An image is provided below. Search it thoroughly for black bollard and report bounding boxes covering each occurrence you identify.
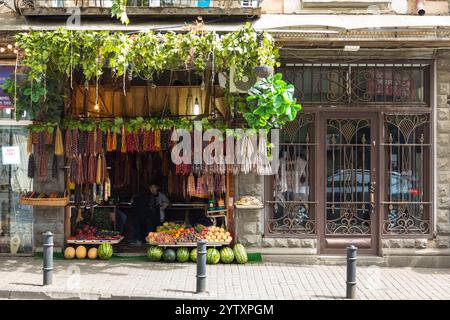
[43,231,54,286]
[196,240,207,293]
[346,245,357,299]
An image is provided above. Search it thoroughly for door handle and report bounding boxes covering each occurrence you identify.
[369,181,376,213]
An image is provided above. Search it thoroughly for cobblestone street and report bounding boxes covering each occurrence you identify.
[0,258,449,300]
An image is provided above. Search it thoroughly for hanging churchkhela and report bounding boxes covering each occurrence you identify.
[71,129,79,158]
[54,126,64,156]
[96,154,106,184]
[75,154,83,185]
[27,128,35,179]
[162,152,169,176]
[27,153,35,179]
[87,154,97,184]
[96,128,103,155]
[120,125,127,153]
[142,129,150,152]
[37,131,47,178]
[104,176,111,201]
[154,129,161,151]
[187,173,195,197]
[148,130,155,151]
[52,155,58,179]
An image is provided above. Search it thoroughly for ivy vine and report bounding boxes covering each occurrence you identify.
[15,23,278,85]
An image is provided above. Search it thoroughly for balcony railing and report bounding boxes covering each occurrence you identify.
[15,0,262,17]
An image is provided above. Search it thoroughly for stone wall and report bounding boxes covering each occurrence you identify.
[435,49,450,250]
[235,173,263,252]
[32,153,65,251]
[235,173,318,254]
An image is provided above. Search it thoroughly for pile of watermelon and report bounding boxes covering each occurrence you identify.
[146,244,248,264]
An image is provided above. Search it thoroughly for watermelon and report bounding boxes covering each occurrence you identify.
[190,248,197,262]
[206,248,220,264]
[233,244,248,264]
[147,246,164,261]
[176,247,190,262]
[220,247,235,264]
[163,248,176,262]
[98,243,113,260]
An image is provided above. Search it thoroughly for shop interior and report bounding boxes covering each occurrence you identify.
[63,70,233,253]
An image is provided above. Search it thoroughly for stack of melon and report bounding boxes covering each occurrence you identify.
[64,243,113,260]
[145,244,248,264]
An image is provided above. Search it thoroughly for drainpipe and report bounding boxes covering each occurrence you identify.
[417,0,426,15]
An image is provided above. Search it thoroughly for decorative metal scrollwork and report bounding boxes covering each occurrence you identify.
[268,202,315,235]
[279,64,428,106]
[383,204,430,234]
[384,114,429,143]
[326,205,371,235]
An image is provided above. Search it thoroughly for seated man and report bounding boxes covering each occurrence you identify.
[149,183,171,229]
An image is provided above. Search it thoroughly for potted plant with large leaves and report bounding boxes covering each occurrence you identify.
[244,73,302,130]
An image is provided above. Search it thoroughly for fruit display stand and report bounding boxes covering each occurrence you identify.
[64,205,120,246]
[67,236,124,245]
[147,224,232,248]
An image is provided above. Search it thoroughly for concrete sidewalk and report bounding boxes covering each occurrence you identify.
[0,257,449,300]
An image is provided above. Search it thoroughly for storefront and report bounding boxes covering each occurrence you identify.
[0,65,34,255]
[2,19,450,266]
[0,25,286,264]
[267,62,433,255]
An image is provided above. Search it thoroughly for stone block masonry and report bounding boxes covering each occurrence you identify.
[436,50,450,249]
[32,153,66,251]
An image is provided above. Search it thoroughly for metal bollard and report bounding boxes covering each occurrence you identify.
[43,231,54,286]
[346,245,357,299]
[196,240,207,293]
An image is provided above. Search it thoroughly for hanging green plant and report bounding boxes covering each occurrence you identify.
[15,24,278,89]
[29,122,58,134]
[219,24,277,82]
[111,0,129,25]
[79,120,97,132]
[244,73,302,130]
[1,71,65,122]
[78,31,109,83]
[101,32,135,78]
[110,117,124,134]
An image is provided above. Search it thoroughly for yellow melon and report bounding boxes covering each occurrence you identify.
[87,248,98,260]
[64,247,76,259]
[75,245,87,259]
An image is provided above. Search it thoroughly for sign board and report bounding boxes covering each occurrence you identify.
[0,65,15,109]
[2,146,21,165]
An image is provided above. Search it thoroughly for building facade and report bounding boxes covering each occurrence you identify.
[0,0,449,266]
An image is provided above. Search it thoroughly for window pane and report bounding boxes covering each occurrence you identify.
[279,64,429,106]
[383,114,431,235]
[0,125,33,254]
[266,113,316,235]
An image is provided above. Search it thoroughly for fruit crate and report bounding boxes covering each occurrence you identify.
[20,192,69,207]
[67,236,124,245]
